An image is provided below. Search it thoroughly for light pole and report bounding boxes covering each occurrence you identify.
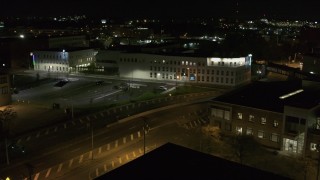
[176,75,179,92]
[142,117,149,155]
[91,119,94,160]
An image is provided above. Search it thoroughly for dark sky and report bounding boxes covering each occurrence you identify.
[1,0,320,20]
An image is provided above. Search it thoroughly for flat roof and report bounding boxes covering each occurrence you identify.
[213,80,320,112]
[213,81,299,112]
[95,143,291,180]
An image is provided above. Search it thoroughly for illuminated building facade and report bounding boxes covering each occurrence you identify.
[0,74,11,106]
[96,50,252,86]
[210,81,320,158]
[32,48,98,74]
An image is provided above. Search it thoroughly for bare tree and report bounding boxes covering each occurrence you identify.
[0,106,17,165]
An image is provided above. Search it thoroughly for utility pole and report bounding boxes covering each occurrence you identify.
[5,137,9,165]
[142,117,148,155]
[91,119,94,160]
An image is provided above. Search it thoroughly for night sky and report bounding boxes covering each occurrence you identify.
[1,0,320,20]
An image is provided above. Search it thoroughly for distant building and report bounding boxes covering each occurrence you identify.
[32,48,98,74]
[0,35,89,71]
[0,73,11,106]
[96,50,252,86]
[209,80,320,158]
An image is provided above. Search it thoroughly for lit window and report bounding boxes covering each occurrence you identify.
[258,130,264,138]
[237,113,242,120]
[236,126,242,135]
[246,127,253,135]
[261,117,266,125]
[271,133,279,142]
[273,120,279,127]
[249,115,254,122]
[310,143,318,151]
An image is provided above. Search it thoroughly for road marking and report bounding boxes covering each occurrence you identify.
[54,126,58,132]
[96,168,99,177]
[64,123,67,129]
[99,147,102,154]
[26,136,31,141]
[36,132,40,138]
[131,134,133,140]
[104,164,107,172]
[69,159,73,167]
[79,154,83,163]
[115,140,118,148]
[193,120,198,126]
[112,161,115,168]
[189,121,193,128]
[79,118,83,123]
[138,131,141,138]
[86,116,90,121]
[57,163,63,172]
[34,173,40,180]
[123,137,126,144]
[107,143,110,150]
[17,139,22,143]
[45,168,51,178]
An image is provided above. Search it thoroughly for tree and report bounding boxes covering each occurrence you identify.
[229,135,260,164]
[0,106,17,165]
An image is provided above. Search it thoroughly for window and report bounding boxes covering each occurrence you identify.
[271,133,279,142]
[261,117,266,125]
[2,86,8,94]
[246,127,253,135]
[237,113,242,120]
[249,115,255,122]
[224,111,230,120]
[225,123,231,131]
[273,120,279,127]
[212,108,223,118]
[236,126,242,135]
[258,130,265,139]
[310,143,318,151]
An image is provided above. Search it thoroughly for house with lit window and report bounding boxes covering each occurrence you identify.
[0,73,11,106]
[31,48,98,74]
[96,50,252,86]
[209,80,320,158]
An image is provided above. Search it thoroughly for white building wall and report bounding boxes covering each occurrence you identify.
[32,49,97,73]
[96,50,252,86]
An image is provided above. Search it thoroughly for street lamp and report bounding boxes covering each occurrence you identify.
[176,75,179,92]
